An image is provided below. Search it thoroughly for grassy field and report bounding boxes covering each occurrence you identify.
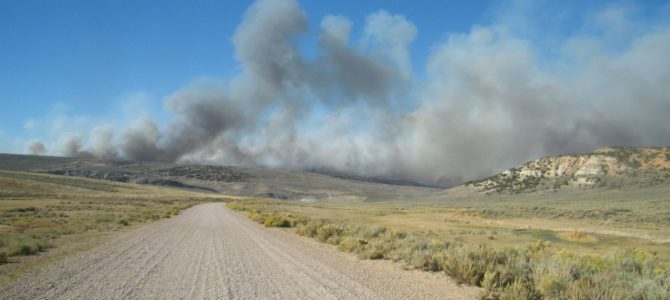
[0,170,230,287]
[228,185,670,299]
[3,163,669,299]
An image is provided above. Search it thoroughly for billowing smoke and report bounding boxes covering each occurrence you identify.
[58,136,93,158]
[27,0,670,186]
[27,141,46,155]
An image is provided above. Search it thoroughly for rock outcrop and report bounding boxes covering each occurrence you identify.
[466,147,670,193]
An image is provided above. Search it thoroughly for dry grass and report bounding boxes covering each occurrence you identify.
[0,170,230,287]
[229,197,670,299]
[560,230,598,243]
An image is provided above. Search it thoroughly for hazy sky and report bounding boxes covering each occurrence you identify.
[0,0,490,140]
[1,0,669,186]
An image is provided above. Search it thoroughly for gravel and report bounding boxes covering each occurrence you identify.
[0,203,479,299]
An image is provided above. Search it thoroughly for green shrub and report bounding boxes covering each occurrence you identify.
[0,251,7,264]
[443,244,512,286]
[357,242,389,259]
[500,279,541,300]
[538,274,568,298]
[316,224,347,244]
[392,239,449,271]
[248,210,267,223]
[5,236,47,256]
[8,206,37,213]
[161,204,183,218]
[227,203,245,211]
[263,215,287,227]
[338,236,368,253]
[408,251,446,271]
[295,221,321,237]
[363,225,387,239]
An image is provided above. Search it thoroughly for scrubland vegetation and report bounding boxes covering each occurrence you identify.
[3,149,670,298]
[229,197,670,299]
[0,170,227,286]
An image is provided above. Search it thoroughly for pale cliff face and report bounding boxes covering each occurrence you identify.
[466,147,670,193]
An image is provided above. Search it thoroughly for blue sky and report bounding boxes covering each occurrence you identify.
[0,0,494,149]
[1,0,669,183]
[0,1,659,135]
[0,2,531,139]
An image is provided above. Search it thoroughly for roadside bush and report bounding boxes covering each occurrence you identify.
[128,210,160,223]
[338,236,368,253]
[263,215,288,227]
[228,201,670,300]
[443,244,518,286]
[263,214,301,228]
[5,236,47,256]
[246,209,304,228]
[316,224,347,244]
[356,241,389,259]
[362,225,387,239]
[443,247,487,285]
[295,221,321,237]
[387,238,450,271]
[0,251,7,263]
[500,279,541,300]
[7,207,37,213]
[161,204,181,218]
[247,210,267,223]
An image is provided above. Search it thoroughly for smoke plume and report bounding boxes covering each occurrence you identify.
[28,0,670,186]
[27,141,46,155]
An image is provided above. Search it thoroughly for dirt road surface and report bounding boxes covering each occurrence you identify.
[0,203,478,299]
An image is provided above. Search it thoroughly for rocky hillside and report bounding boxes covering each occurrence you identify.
[466,147,670,193]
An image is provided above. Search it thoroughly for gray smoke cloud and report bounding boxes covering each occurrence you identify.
[58,136,94,158]
[27,141,46,155]
[89,126,118,159]
[30,0,670,186]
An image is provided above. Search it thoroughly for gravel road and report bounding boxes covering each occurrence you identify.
[0,203,478,299]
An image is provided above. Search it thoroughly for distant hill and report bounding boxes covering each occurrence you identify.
[0,154,436,202]
[0,154,78,170]
[465,147,670,193]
